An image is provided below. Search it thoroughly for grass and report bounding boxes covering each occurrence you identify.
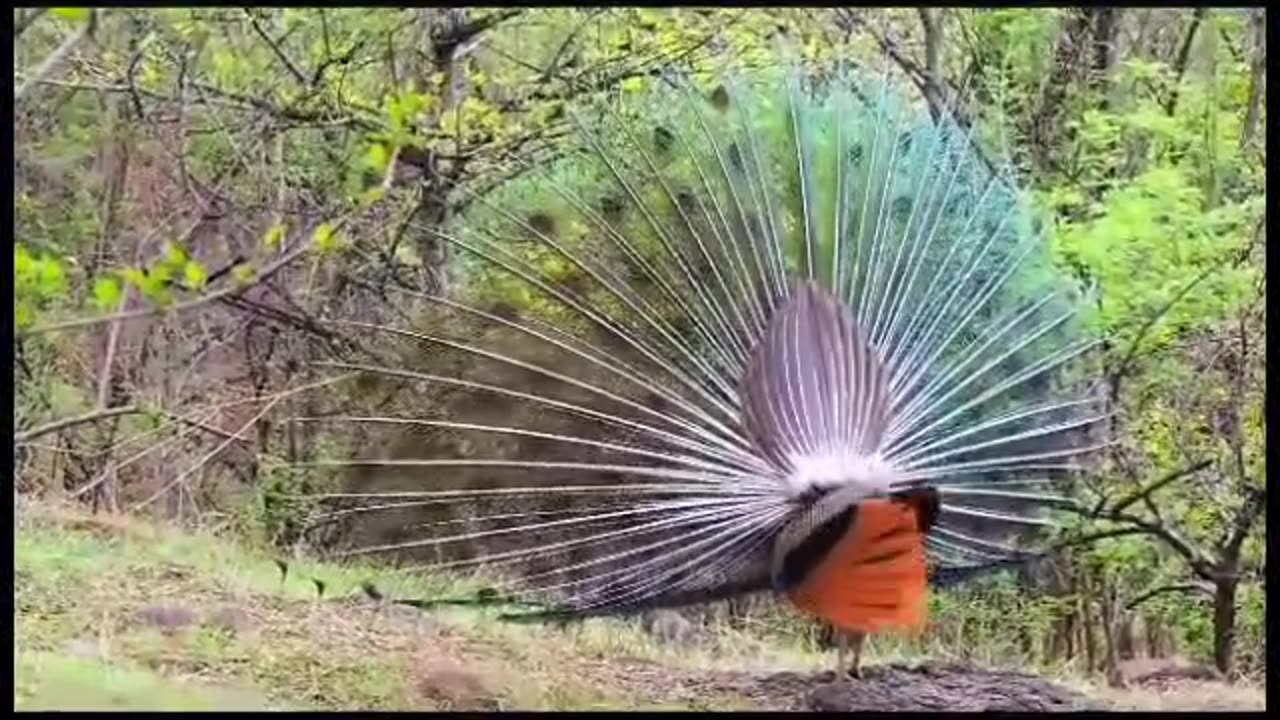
[13,499,834,710]
[16,652,276,711]
[14,499,1264,711]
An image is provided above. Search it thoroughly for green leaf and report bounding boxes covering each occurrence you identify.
[165,243,189,268]
[183,261,208,291]
[92,277,123,311]
[264,223,287,251]
[363,142,390,173]
[121,267,148,290]
[52,7,91,23]
[620,77,645,95]
[15,245,36,277]
[16,302,35,330]
[36,257,68,296]
[148,262,174,292]
[312,222,346,253]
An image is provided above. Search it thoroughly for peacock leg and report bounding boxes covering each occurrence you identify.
[848,630,864,679]
[835,630,864,679]
[836,630,865,679]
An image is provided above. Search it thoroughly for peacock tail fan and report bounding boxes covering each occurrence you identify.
[290,64,1105,622]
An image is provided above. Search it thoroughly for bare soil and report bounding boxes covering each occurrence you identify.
[565,660,1100,711]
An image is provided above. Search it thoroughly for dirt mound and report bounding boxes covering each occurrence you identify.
[743,663,1100,712]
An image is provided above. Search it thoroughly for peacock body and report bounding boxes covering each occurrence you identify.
[302,65,1102,650]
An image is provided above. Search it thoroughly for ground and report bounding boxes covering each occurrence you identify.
[13,500,1265,711]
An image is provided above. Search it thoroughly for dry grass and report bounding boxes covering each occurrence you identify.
[1065,677,1266,712]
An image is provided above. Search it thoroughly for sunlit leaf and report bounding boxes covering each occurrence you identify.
[51,7,91,23]
[183,261,209,290]
[92,276,123,311]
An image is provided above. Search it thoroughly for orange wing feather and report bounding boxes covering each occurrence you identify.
[786,497,930,635]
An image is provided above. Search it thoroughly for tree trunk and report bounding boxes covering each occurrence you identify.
[1018,624,1034,660]
[1100,581,1120,678]
[406,7,475,297]
[1090,7,1122,97]
[1144,614,1161,657]
[1063,558,1080,661]
[1165,8,1209,115]
[1064,612,1076,659]
[1241,7,1266,150]
[1028,9,1091,174]
[1212,577,1238,678]
[917,8,945,112]
[1080,570,1097,671]
[1118,612,1136,659]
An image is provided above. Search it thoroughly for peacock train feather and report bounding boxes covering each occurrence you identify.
[292,64,1104,625]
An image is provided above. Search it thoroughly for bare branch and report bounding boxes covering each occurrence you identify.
[480,38,545,75]
[32,77,377,131]
[1053,526,1155,549]
[437,7,524,56]
[838,10,1002,182]
[16,405,144,444]
[127,374,357,512]
[1126,582,1215,611]
[1110,460,1212,515]
[859,17,928,87]
[1057,501,1216,579]
[309,38,363,89]
[191,81,381,128]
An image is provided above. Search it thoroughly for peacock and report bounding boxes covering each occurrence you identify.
[297,62,1104,677]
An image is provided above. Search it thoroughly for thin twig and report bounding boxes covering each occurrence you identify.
[160,410,251,443]
[244,9,308,85]
[23,241,315,336]
[128,374,356,511]
[70,405,225,500]
[129,397,283,513]
[542,9,605,83]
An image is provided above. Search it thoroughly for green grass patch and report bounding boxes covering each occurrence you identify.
[16,651,281,710]
[13,500,830,710]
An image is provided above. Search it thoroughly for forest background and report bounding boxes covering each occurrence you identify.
[13,7,1267,709]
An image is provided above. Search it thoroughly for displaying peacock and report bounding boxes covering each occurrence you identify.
[297,63,1104,676]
